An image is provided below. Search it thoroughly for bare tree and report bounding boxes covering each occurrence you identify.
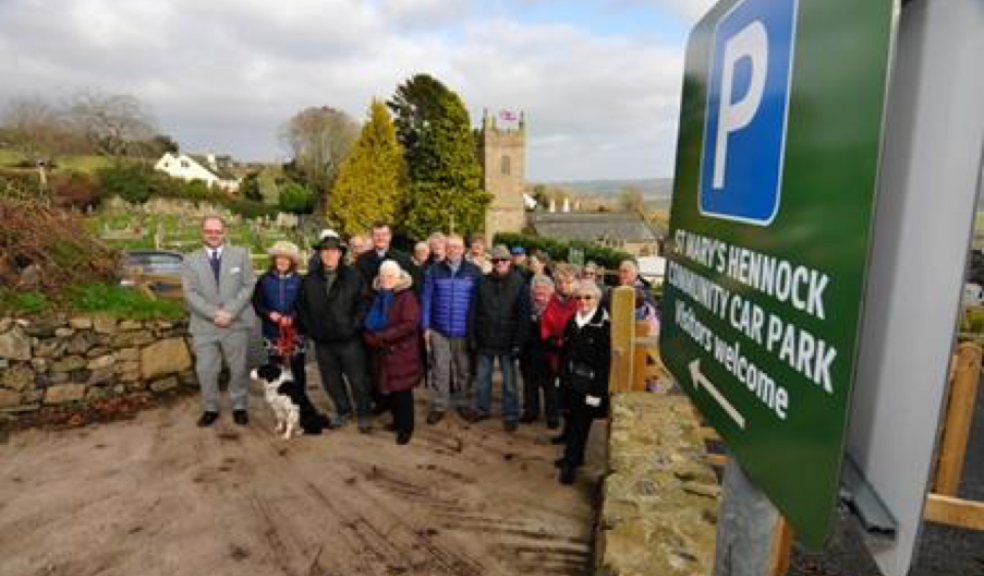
[618,186,646,213]
[279,106,359,210]
[2,95,67,162]
[67,90,157,159]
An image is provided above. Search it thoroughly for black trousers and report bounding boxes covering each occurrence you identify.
[314,339,371,420]
[389,389,415,436]
[521,357,559,422]
[562,391,595,467]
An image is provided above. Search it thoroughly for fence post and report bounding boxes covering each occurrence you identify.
[934,342,983,496]
[632,320,650,391]
[609,286,636,394]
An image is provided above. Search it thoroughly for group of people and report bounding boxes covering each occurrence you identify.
[181,216,658,485]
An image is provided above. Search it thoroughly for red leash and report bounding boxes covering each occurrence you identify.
[274,317,298,364]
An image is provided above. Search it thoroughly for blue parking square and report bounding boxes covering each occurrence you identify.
[699,0,798,225]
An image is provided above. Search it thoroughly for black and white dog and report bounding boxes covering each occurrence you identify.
[251,364,301,440]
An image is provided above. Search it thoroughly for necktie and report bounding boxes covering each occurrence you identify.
[209,250,221,286]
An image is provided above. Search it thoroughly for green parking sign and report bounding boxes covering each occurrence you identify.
[660,0,899,548]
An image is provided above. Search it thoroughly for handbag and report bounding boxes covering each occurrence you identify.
[569,361,596,395]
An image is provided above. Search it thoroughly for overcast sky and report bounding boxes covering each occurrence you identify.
[0,0,716,181]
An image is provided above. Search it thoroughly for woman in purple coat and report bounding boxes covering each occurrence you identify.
[364,260,423,444]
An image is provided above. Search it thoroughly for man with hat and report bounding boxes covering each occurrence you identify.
[181,215,257,428]
[511,246,532,282]
[470,244,531,431]
[297,230,374,432]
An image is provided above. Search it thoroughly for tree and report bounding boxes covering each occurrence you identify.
[239,173,262,202]
[328,100,408,236]
[1,95,70,162]
[531,184,549,211]
[278,180,315,214]
[279,106,359,212]
[388,74,491,239]
[618,186,645,213]
[67,90,157,159]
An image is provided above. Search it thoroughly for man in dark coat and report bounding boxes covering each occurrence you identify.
[355,222,418,292]
[297,233,373,432]
[470,245,531,431]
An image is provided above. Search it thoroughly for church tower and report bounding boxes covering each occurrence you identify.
[480,110,526,243]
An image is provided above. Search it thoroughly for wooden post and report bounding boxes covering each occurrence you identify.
[609,286,636,394]
[934,342,983,496]
[632,320,650,391]
[768,516,793,576]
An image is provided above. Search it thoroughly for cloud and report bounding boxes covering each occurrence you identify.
[0,0,690,179]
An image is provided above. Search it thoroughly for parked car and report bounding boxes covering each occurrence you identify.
[121,250,184,297]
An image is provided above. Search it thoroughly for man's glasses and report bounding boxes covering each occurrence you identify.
[493,258,510,264]
[575,295,596,301]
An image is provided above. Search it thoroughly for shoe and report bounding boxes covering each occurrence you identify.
[233,410,249,426]
[396,431,412,445]
[358,419,372,434]
[546,419,560,430]
[461,408,489,423]
[550,433,568,445]
[554,457,583,468]
[503,420,518,433]
[426,411,445,425]
[330,414,351,428]
[559,464,576,485]
[197,411,219,427]
[519,412,537,424]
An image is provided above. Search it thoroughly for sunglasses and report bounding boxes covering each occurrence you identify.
[492,258,510,263]
[575,295,596,301]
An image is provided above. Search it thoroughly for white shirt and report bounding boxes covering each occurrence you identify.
[575,309,596,328]
[207,246,224,261]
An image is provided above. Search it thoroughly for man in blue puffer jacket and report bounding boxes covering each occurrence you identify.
[421,233,483,424]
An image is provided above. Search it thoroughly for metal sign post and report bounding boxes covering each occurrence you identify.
[661,0,899,548]
[845,1,984,575]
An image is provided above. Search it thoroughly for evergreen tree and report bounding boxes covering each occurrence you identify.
[388,74,491,239]
[328,100,408,236]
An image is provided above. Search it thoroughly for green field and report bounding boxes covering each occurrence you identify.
[0,148,115,174]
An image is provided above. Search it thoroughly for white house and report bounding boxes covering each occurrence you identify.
[154,152,240,192]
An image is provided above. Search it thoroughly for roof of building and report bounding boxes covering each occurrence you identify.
[528,211,666,244]
[187,154,239,181]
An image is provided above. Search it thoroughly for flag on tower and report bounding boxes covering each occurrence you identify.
[499,110,517,122]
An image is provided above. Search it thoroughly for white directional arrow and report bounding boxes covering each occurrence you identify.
[689,359,746,429]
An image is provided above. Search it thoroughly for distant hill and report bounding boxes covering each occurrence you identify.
[536,178,674,199]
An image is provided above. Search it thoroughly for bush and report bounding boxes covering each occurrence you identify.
[70,283,185,321]
[492,232,633,272]
[52,172,102,210]
[278,180,315,214]
[224,197,278,219]
[97,164,153,204]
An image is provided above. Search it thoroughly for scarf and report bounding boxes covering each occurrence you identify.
[365,290,395,332]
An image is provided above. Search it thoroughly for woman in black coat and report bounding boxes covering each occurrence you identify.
[555,279,611,485]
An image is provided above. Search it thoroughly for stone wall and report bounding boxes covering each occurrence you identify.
[595,392,720,576]
[0,314,195,416]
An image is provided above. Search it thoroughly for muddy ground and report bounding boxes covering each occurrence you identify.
[0,368,605,576]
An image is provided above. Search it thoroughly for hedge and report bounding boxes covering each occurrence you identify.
[492,232,634,272]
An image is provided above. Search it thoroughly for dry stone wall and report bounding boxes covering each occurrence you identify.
[596,392,720,576]
[0,314,195,417]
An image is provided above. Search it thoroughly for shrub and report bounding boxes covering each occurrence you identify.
[97,164,153,204]
[492,232,633,272]
[278,180,315,214]
[52,172,102,210]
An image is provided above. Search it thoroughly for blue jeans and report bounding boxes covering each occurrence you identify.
[475,354,519,421]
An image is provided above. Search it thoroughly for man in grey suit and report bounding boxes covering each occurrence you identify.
[181,216,257,427]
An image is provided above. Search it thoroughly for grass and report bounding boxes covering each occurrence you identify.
[70,283,185,321]
[0,284,185,320]
[0,289,51,315]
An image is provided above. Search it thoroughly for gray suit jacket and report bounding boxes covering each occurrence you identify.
[181,244,257,341]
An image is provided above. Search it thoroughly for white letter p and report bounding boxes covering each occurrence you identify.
[713,20,768,189]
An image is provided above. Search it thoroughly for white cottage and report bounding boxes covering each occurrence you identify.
[154,152,240,192]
